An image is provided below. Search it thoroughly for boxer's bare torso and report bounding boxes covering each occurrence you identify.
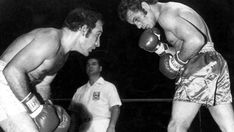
[0,28,69,99]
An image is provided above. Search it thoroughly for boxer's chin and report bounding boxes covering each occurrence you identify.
[84,52,89,56]
[81,50,89,56]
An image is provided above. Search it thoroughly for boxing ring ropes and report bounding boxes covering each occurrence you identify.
[52,98,172,102]
[52,98,204,131]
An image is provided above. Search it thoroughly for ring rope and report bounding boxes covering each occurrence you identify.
[51,98,173,102]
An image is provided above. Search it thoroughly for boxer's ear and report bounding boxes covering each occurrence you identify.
[81,25,88,36]
[141,2,150,12]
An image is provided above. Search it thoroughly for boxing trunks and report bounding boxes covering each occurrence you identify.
[0,60,26,121]
[174,42,232,107]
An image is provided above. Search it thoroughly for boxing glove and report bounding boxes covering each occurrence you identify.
[21,93,60,132]
[139,27,169,55]
[159,52,188,79]
[54,105,71,132]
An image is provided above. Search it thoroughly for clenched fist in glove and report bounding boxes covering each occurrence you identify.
[54,105,71,132]
[21,93,60,132]
[139,27,169,56]
[159,52,188,79]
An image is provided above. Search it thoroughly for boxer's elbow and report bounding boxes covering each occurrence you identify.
[186,37,204,51]
[3,64,24,82]
[193,35,205,47]
[3,64,15,78]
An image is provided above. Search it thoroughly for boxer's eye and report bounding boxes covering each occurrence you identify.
[133,18,138,23]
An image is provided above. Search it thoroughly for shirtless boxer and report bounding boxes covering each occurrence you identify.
[0,7,103,132]
[118,0,234,132]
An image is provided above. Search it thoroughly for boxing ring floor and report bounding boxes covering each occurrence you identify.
[52,98,222,132]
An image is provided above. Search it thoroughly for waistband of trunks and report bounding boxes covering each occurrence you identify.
[199,42,215,53]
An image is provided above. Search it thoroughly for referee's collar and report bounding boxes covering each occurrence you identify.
[95,77,105,85]
[87,77,105,86]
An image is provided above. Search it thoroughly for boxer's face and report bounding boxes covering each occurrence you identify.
[80,20,103,56]
[126,8,156,29]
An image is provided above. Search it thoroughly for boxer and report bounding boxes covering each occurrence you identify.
[119,0,234,131]
[0,7,103,132]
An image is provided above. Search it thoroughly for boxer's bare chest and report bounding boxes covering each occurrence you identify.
[164,31,183,51]
[28,49,68,83]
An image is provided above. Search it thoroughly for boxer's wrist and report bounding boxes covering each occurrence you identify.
[21,92,42,114]
[155,43,168,55]
[30,105,43,118]
[175,51,188,65]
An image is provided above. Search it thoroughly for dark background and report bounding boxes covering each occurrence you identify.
[0,0,234,131]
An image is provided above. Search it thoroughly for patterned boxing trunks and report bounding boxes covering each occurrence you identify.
[174,43,232,107]
[0,60,26,121]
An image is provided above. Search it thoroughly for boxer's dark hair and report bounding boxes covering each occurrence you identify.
[63,7,103,36]
[118,0,158,21]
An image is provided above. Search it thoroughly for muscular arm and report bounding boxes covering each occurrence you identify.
[3,32,58,100]
[107,105,121,132]
[160,10,206,61]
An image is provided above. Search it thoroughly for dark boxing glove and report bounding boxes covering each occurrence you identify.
[159,52,188,79]
[54,105,71,132]
[139,27,169,56]
[21,93,60,132]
